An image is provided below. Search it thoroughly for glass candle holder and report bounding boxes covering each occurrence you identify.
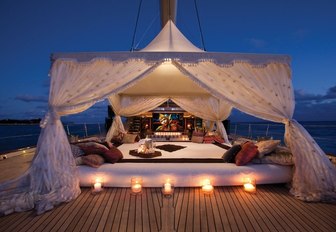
[92,177,103,194]
[202,179,214,194]
[162,180,174,197]
[243,177,256,193]
[131,177,143,194]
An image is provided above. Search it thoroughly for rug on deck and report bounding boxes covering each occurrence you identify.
[155,144,187,152]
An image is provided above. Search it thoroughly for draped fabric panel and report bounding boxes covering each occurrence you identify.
[106,95,168,141]
[178,61,336,201]
[171,96,232,143]
[0,58,159,215]
[285,120,336,201]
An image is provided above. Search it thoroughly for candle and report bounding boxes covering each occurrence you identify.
[94,182,102,192]
[132,183,142,193]
[202,184,214,194]
[244,183,256,192]
[131,177,142,194]
[243,178,256,193]
[202,179,213,194]
[162,180,174,196]
[163,183,172,194]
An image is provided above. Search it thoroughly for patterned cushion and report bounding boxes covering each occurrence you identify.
[235,142,259,166]
[256,140,281,158]
[122,133,139,144]
[82,154,105,168]
[191,135,204,143]
[222,145,242,163]
[77,142,109,155]
[203,136,216,144]
[111,132,125,143]
[70,144,84,158]
[252,151,294,165]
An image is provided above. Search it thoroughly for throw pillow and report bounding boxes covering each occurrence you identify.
[82,154,105,168]
[252,151,294,165]
[102,146,123,163]
[111,132,125,144]
[191,135,204,143]
[122,133,139,144]
[70,144,84,158]
[235,141,259,166]
[203,135,216,144]
[75,156,84,166]
[77,142,109,155]
[222,144,242,163]
[214,135,225,144]
[256,140,281,158]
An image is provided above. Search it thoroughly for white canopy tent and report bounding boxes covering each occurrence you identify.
[1,20,335,215]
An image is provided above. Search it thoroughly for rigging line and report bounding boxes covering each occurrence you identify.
[134,12,159,50]
[130,0,143,51]
[193,0,206,51]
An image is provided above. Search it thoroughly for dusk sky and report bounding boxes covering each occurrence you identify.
[0,0,335,123]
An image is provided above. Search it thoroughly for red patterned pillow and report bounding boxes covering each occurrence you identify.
[203,135,216,143]
[214,135,225,144]
[102,146,123,163]
[235,142,259,166]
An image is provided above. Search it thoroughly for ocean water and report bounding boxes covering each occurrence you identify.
[0,121,335,154]
[0,123,106,153]
[230,121,336,155]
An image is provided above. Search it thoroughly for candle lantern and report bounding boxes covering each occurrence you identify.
[131,177,143,194]
[202,179,214,194]
[162,179,174,197]
[92,177,103,194]
[243,177,256,193]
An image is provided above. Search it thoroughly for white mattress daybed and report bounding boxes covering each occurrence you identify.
[77,142,293,187]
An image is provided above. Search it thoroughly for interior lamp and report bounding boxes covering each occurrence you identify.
[202,179,214,194]
[243,177,256,193]
[131,177,143,194]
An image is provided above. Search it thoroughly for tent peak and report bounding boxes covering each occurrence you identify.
[141,20,204,52]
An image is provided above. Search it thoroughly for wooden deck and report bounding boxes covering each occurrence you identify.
[0,152,336,231]
[0,185,335,232]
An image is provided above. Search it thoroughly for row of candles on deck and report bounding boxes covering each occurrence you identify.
[92,177,257,195]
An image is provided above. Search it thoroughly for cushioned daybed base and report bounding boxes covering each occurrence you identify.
[78,163,293,187]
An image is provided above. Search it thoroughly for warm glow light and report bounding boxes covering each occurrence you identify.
[131,177,142,194]
[162,179,174,196]
[202,179,214,194]
[93,177,103,193]
[243,177,256,193]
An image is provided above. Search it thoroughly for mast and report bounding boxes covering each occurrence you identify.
[160,0,177,28]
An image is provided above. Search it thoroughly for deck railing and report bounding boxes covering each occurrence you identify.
[0,122,335,154]
[0,123,106,153]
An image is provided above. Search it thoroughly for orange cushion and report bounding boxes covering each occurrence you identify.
[235,141,259,166]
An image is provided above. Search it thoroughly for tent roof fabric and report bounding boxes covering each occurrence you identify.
[141,20,204,52]
[51,20,290,66]
[51,51,290,66]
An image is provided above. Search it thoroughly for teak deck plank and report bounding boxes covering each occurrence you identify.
[141,188,151,232]
[193,188,201,232]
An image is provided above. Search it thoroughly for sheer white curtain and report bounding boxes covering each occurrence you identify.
[106,95,168,141]
[178,61,336,201]
[171,96,232,143]
[0,58,159,215]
